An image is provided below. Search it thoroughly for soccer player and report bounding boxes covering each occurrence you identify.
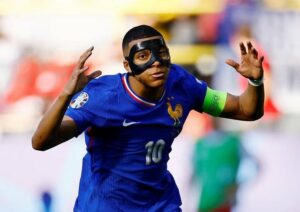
[32,25,264,211]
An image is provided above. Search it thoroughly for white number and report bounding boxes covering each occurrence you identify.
[145,141,154,165]
[145,139,165,165]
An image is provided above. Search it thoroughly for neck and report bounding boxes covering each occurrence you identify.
[128,75,164,102]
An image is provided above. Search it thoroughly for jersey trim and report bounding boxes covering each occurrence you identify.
[122,75,165,107]
[202,87,227,116]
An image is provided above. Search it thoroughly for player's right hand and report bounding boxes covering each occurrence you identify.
[62,46,102,97]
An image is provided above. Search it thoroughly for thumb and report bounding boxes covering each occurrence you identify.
[225,59,240,70]
[87,70,102,79]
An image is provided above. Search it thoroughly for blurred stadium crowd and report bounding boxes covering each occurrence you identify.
[0,0,300,211]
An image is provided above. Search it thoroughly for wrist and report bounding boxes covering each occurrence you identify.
[248,77,264,87]
[59,90,74,99]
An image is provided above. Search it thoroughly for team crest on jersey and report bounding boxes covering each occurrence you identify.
[70,92,89,109]
[166,97,183,127]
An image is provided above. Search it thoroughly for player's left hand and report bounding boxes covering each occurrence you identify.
[226,41,264,80]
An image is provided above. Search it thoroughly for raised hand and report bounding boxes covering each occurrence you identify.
[63,46,102,96]
[226,42,264,80]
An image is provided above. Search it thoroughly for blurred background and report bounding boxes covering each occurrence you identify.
[0,0,300,211]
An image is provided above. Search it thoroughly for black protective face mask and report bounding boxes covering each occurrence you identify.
[125,38,171,75]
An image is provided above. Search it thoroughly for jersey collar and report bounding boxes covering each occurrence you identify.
[121,74,165,107]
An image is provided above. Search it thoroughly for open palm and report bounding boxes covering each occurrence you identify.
[226,42,264,80]
[63,46,102,96]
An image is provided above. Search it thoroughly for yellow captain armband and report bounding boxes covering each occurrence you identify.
[202,87,227,117]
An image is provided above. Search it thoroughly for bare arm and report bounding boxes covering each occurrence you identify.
[221,85,264,121]
[32,47,102,151]
[221,42,264,121]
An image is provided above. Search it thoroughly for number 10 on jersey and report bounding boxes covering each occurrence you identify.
[145,139,166,165]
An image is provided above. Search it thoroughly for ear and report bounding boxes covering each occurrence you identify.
[123,60,132,73]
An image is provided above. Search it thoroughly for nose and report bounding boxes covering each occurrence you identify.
[151,60,161,67]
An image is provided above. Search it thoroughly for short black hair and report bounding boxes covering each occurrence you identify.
[122,25,163,51]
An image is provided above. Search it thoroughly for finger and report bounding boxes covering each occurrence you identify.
[82,46,94,55]
[77,46,94,68]
[79,46,94,61]
[78,51,93,67]
[226,59,240,70]
[87,46,94,51]
[78,66,89,74]
[259,56,264,64]
[87,70,102,79]
[239,42,247,55]
[247,41,253,53]
[251,48,258,59]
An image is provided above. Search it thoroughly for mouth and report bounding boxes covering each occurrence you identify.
[150,66,169,78]
[152,72,165,78]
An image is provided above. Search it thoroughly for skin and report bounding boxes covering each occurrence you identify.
[220,41,264,121]
[32,36,264,151]
[31,47,101,150]
[123,36,170,101]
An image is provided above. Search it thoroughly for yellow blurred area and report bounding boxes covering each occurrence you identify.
[169,44,214,65]
[2,0,300,14]
[263,0,300,10]
[0,0,224,15]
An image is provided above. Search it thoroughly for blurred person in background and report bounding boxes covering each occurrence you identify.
[198,6,274,210]
[193,118,260,212]
[230,24,280,121]
[225,23,279,212]
[193,118,241,212]
[214,0,280,123]
[32,25,264,211]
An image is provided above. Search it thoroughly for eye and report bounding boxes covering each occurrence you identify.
[135,50,151,61]
[138,53,147,59]
[159,48,169,59]
[133,50,151,65]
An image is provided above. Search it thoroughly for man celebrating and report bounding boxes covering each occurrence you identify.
[32,25,264,211]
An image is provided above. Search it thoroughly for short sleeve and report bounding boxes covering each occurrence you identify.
[170,64,208,112]
[65,90,94,136]
[190,77,208,112]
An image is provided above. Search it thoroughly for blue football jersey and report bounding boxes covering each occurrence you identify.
[66,64,207,212]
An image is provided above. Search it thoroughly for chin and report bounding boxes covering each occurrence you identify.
[148,79,166,88]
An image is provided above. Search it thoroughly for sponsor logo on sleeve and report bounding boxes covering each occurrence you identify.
[70,92,89,109]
